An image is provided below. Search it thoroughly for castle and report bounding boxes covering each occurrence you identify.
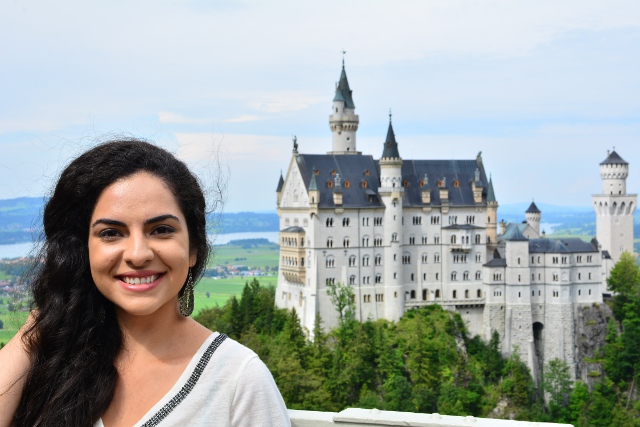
[275,62,637,381]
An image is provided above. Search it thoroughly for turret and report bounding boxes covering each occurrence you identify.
[379,115,403,189]
[525,201,541,235]
[486,176,499,245]
[600,149,629,195]
[328,61,359,154]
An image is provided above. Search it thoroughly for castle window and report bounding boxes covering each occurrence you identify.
[436,273,439,280]
[453,290,457,299]
[349,255,357,267]
[349,275,356,285]
[437,180,443,187]
[422,235,428,244]
[589,289,591,295]
[518,292,521,298]
[409,236,415,245]
[342,218,350,227]
[411,290,416,299]
[331,169,336,176]
[411,274,415,281]
[423,273,427,281]
[362,237,369,247]
[364,169,370,176]
[435,289,441,298]
[363,294,370,303]
[326,257,335,268]
[315,169,320,175]
[476,271,481,280]
[553,274,559,281]
[453,179,460,188]
[423,290,428,300]
[327,238,333,247]
[579,289,581,296]
[475,253,482,263]
[475,234,481,244]
[361,180,368,188]
[376,294,384,302]
[326,218,334,227]
[451,272,457,281]
[343,237,350,247]
[362,255,370,266]
[344,180,350,188]
[464,290,469,298]
[422,253,428,264]
[394,272,397,279]
[402,254,411,264]
[463,272,469,281]
[403,179,409,188]
[517,258,521,265]
[434,235,440,244]
[392,233,398,242]
[431,216,440,225]
[531,256,534,264]
[327,180,334,189]
[434,253,441,263]
[578,273,581,280]
[589,273,592,280]
[518,275,521,282]
[451,235,457,244]
[375,274,382,284]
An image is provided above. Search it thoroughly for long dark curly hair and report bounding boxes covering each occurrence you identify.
[13,139,210,427]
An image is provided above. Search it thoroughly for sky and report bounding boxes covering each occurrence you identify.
[1,0,639,214]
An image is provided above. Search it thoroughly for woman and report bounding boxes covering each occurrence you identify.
[0,140,290,426]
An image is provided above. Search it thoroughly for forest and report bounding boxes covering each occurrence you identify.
[195,253,640,426]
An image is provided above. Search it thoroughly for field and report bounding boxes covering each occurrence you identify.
[192,275,278,313]
[208,243,280,269]
[0,306,29,345]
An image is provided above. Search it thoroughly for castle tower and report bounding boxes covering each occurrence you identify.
[593,150,637,272]
[486,176,499,249]
[328,61,360,154]
[378,116,404,321]
[525,201,541,235]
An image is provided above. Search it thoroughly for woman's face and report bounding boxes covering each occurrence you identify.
[88,172,196,318]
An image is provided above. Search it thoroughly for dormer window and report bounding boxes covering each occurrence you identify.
[315,169,320,175]
[364,170,370,176]
[361,180,368,188]
[403,179,409,188]
[328,180,334,189]
[453,179,460,188]
[331,170,336,176]
[437,180,443,187]
[344,180,351,188]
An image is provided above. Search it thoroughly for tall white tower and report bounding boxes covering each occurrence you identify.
[378,116,404,321]
[328,61,360,154]
[593,149,637,271]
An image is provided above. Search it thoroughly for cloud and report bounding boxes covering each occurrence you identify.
[223,115,266,123]
[158,112,214,124]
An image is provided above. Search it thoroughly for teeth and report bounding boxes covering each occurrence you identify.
[122,275,160,285]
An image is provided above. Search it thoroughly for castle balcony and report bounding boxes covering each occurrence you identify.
[289,408,571,427]
[405,297,485,309]
[449,243,472,253]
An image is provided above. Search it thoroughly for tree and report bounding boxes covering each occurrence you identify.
[607,251,640,321]
[542,358,572,422]
[326,281,355,327]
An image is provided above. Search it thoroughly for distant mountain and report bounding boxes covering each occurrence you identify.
[499,202,592,216]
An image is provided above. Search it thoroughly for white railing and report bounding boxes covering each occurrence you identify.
[289,408,573,427]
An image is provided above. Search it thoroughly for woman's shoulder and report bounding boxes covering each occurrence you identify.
[0,314,35,427]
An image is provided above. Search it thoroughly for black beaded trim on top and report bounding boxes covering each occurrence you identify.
[140,333,228,427]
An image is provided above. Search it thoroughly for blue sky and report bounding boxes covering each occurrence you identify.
[1,0,639,213]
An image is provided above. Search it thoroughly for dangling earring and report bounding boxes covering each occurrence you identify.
[179,269,195,317]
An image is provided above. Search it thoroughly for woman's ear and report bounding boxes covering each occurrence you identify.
[189,251,197,268]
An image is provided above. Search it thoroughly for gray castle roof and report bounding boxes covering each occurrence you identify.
[507,226,528,241]
[281,226,305,233]
[526,201,540,214]
[276,173,284,192]
[528,238,598,253]
[381,121,400,159]
[487,177,496,202]
[600,150,628,165]
[295,154,491,209]
[333,66,355,109]
[484,249,506,267]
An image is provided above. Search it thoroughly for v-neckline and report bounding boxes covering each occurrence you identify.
[97,332,218,427]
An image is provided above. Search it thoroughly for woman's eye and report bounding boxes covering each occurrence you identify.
[98,229,122,239]
[152,225,175,236]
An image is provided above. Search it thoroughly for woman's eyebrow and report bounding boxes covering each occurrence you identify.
[144,214,180,225]
[91,218,126,228]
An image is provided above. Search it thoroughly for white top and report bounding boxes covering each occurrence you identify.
[95,333,291,427]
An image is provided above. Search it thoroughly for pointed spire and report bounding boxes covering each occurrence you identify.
[526,200,540,214]
[487,175,496,202]
[276,171,284,192]
[381,115,400,159]
[309,167,318,191]
[333,63,355,108]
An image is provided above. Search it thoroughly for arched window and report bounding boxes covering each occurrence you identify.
[464,290,469,298]
[451,272,457,281]
[451,235,457,244]
[435,289,441,298]
[477,289,482,298]
[453,290,458,299]
[475,234,481,244]
[326,237,333,247]
[410,290,416,299]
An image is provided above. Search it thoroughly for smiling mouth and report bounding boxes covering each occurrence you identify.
[119,274,163,285]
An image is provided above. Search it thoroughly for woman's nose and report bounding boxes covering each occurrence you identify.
[124,232,154,266]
